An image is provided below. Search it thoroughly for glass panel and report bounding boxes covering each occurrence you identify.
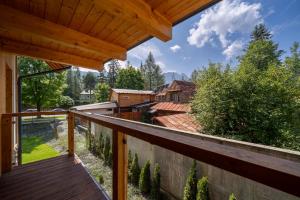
[75,117,113,199]
[20,114,68,164]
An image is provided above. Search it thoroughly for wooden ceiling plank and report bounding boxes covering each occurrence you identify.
[69,0,94,30]
[45,0,63,22]
[57,0,80,26]
[0,4,126,60]
[29,0,46,18]
[0,37,103,70]
[79,6,104,34]
[94,0,172,42]
[90,12,114,37]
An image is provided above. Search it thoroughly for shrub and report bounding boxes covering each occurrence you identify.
[150,164,161,200]
[196,177,209,200]
[104,136,110,165]
[98,175,104,184]
[183,160,197,200]
[130,153,140,186]
[128,150,133,181]
[139,160,151,194]
[229,193,236,200]
[108,150,113,168]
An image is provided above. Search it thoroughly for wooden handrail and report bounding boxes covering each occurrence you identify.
[71,110,300,198]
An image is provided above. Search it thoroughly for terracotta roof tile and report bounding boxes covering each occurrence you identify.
[151,102,191,112]
[154,113,200,132]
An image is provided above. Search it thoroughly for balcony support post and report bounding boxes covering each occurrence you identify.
[67,112,74,156]
[112,130,127,200]
[1,114,12,173]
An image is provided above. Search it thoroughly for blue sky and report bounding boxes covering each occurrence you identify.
[84,0,300,77]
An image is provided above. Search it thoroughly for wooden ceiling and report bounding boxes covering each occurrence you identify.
[0,0,219,70]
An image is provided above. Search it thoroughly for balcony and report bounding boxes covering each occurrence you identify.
[1,111,300,200]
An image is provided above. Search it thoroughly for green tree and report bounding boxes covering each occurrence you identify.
[107,59,120,88]
[83,72,97,103]
[95,83,110,102]
[130,153,141,186]
[251,24,271,41]
[63,68,82,104]
[285,42,300,76]
[139,160,151,195]
[141,52,165,90]
[196,177,209,200]
[99,68,107,83]
[150,164,161,200]
[115,65,144,89]
[191,69,200,83]
[229,193,236,200]
[183,160,197,200]
[18,57,66,111]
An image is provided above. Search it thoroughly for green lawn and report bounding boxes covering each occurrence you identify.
[22,136,59,164]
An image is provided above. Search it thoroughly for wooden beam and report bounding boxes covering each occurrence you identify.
[94,0,172,42]
[0,38,103,70]
[1,114,12,173]
[68,112,75,156]
[112,130,127,200]
[0,4,126,60]
[5,64,12,113]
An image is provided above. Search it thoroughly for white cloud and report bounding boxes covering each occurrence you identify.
[170,45,181,53]
[187,0,263,59]
[78,67,99,73]
[222,40,244,59]
[156,61,166,69]
[128,42,162,61]
[104,60,127,71]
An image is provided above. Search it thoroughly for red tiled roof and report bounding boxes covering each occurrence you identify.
[151,102,191,112]
[154,113,200,132]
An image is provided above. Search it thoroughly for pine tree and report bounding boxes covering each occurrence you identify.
[183,160,197,200]
[229,193,236,200]
[104,136,110,165]
[196,177,209,200]
[107,59,120,88]
[139,160,151,194]
[150,164,161,200]
[251,24,271,41]
[130,153,140,186]
[285,42,300,76]
[98,68,107,84]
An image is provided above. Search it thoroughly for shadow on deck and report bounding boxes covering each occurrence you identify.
[0,155,109,200]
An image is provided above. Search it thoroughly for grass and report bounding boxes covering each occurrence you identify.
[22,136,59,164]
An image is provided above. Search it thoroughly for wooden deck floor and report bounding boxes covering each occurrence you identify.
[0,155,109,200]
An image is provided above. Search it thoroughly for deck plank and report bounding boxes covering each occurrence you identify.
[0,155,108,200]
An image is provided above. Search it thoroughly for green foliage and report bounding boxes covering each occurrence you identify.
[251,24,272,41]
[183,160,197,200]
[141,52,165,90]
[229,193,236,200]
[107,59,120,88]
[191,69,200,83]
[58,95,74,108]
[83,72,97,103]
[139,160,151,195]
[108,150,113,168]
[63,68,81,103]
[95,83,110,102]
[104,136,111,166]
[18,57,66,111]
[285,42,300,76]
[98,175,104,184]
[116,65,144,90]
[150,164,161,200]
[130,153,140,186]
[191,25,300,150]
[196,177,209,200]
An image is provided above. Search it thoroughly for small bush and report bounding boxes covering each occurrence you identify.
[104,136,110,165]
[183,160,197,200]
[128,150,133,181]
[98,175,104,184]
[130,153,140,186]
[196,177,209,200]
[150,164,161,200]
[108,150,113,168]
[229,193,236,200]
[139,160,151,194]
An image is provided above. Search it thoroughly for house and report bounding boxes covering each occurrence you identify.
[110,89,155,108]
[155,80,196,103]
[79,90,95,103]
[0,1,298,200]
